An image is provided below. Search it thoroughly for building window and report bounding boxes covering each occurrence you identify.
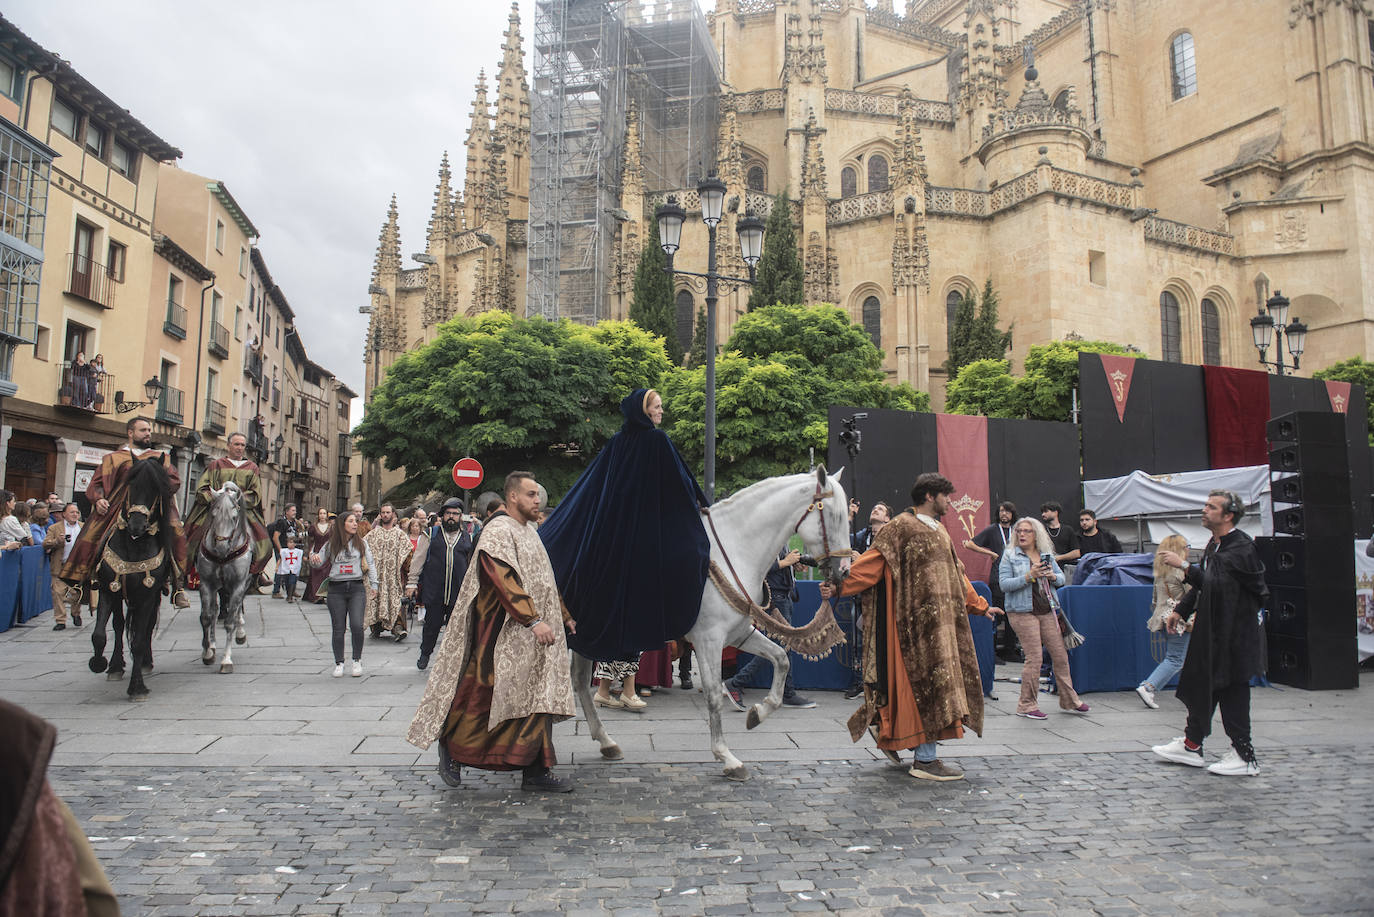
[1170,32,1197,100]
[211,290,223,325]
[0,57,21,102]
[862,296,882,349]
[239,246,248,277]
[1088,250,1106,286]
[107,240,126,282]
[234,305,244,340]
[1201,297,1221,365]
[32,324,49,360]
[1052,89,1071,112]
[0,127,54,251]
[1160,290,1182,363]
[84,121,106,158]
[111,141,135,178]
[214,219,225,253]
[946,289,963,348]
[841,166,857,199]
[50,98,79,140]
[64,321,91,362]
[746,165,765,192]
[674,289,694,356]
[867,155,890,192]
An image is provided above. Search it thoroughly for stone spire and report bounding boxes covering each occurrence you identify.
[959,0,1008,148]
[800,110,828,207]
[464,70,492,231]
[893,88,929,190]
[782,0,828,86]
[800,111,833,304]
[428,152,455,247]
[611,100,645,308]
[372,194,401,282]
[494,3,530,157]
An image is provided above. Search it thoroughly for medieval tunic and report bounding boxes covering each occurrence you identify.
[837,511,987,752]
[407,514,575,770]
[305,521,331,600]
[61,446,186,584]
[363,523,412,634]
[182,457,273,574]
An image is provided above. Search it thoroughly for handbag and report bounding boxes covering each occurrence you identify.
[1030,579,1053,616]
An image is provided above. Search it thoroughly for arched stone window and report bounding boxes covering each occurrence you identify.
[1160,290,1182,363]
[675,289,695,356]
[862,296,882,348]
[746,165,765,192]
[1170,32,1197,100]
[867,155,890,192]
[841,166,857,199]
[946,289,963,349]
[1052,89,1071,112]
[1201,297,1221,366]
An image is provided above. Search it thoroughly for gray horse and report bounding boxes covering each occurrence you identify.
[195,481,252,673]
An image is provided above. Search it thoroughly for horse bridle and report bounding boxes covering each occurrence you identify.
[791,479,851,575]
[116,499,161,538]
[202,488,249,564]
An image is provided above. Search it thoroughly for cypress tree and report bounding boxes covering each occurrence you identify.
[746,191,804,311]
[630,221,683,365]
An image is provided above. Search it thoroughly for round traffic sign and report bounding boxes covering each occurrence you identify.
[452,457,484,490]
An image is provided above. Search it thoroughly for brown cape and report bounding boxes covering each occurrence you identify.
[61,447,185,584]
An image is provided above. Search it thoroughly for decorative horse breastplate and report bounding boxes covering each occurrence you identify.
[100,545,165,592]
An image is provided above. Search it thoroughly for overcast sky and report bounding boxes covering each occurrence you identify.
[11,0,527,427]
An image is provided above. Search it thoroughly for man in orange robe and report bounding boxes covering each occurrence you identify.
[823,472,1001,782]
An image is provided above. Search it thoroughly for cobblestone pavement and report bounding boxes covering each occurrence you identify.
[5,593,1372,914]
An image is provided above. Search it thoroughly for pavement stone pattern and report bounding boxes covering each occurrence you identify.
[3,592,1371,915]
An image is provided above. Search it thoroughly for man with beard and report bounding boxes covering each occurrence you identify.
[408,472,578,793]
[822,472,1000,782]
[61,417,189,609]
[364,503,412,641]
[408,498,475,671]
[183,432,273,589]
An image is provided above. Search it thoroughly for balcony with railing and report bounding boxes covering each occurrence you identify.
[65,253,115,308]
[244,350,263,385]
[164,300,187,340]
[246,428,269,462]
[156,386,185,425]
[56,361,113,413]
[203,397,227,435]
[208,321,229,359]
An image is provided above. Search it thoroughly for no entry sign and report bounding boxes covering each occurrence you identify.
[452,457,484,490]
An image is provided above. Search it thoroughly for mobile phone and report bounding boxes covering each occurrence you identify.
[1040,553,1052,565]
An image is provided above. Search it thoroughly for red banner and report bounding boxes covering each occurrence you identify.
[1325,380,1352,414]
[1098,354,1137,422]
[936,413,991,581]
[1202,365,1271,469]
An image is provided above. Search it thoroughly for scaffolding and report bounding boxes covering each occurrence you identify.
[528,0,719,324]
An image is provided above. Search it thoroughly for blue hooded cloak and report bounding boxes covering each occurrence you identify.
[539,388,711,661]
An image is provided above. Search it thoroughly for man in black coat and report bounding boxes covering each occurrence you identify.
[407,498,475,671]
[1151,490,1267,777]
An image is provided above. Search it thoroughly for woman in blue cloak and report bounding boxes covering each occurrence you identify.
[539,388,711,665]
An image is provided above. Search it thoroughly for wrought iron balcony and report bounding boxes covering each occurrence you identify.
[56,361,113,413]
[164,300,187,340]
[246,428,269,462]
[244,350,263,385]
[65,253,115,308]
[208,321,229,359]
[156,385,185,425]
[203,397,227,435]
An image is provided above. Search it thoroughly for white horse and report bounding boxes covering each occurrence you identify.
[570,466,852,780]
[195,481,252,674]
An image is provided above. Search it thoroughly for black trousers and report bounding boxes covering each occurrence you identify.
[1184,681,1254,760]
[419,597,458,659]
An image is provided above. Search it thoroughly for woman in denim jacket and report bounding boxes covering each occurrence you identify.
[998,517,1089,719]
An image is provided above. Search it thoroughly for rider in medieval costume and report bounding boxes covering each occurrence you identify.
[364,503,412,641]
[538,388,711,663]
[823,472,1001,783]
[182,431,273,583]
[408,471,578,793]
[62,416,190,608]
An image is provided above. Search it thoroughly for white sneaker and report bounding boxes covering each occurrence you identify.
[332,663,344,678]
[1207,749,1260,777]
[1136,684,1159,709]
[351,660,363,677]
[1152,736,1205,767]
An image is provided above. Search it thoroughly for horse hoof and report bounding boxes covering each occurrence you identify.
[89,655,108,674]
[220,662,234,674]
[106,669,124,681]
[723,765,749,782]
[235,633,246,645]
[600,744,624,761]
[201,654,214,665]
[128,689,149,702]
[745,707,763,730]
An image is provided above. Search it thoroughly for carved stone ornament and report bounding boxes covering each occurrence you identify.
[1275,209,1308,250]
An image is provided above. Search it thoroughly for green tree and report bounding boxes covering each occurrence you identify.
[629,220,683,365]
[745,192,804,311]
[944,279,1011,378]
[661,304,929,493]
[945,359,1021,417]
[354,311,673,501]
[1314,356,1374,444]
[686,307,710,369]
[1017,339,1143,421]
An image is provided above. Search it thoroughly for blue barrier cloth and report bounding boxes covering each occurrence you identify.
[0,546,52,632]
[969,581,997,698]
[1058,584,1156,692]
[1073,552,1156,586]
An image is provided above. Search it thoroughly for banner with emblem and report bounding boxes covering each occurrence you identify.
[935,413,991,581]
[1098,354,1138,422]
[1325,380,1352,414]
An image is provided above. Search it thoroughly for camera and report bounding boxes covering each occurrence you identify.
[838,414,867,455]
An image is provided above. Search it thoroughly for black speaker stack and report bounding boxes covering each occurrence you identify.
[1255,411,1358,690]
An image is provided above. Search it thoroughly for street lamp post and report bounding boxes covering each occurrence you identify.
[655,172,765,502]
[114,376,166,414]
[1250,290,1308,377]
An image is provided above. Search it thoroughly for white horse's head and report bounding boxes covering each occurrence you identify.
[210,481,243,510]
[793,465,852,580]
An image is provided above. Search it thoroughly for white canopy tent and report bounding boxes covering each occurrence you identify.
[1083,465,1273,551]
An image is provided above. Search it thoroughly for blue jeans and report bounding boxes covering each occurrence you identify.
[729,597,796,698]
[1141,632,1190,692]
[915,742,937,763]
